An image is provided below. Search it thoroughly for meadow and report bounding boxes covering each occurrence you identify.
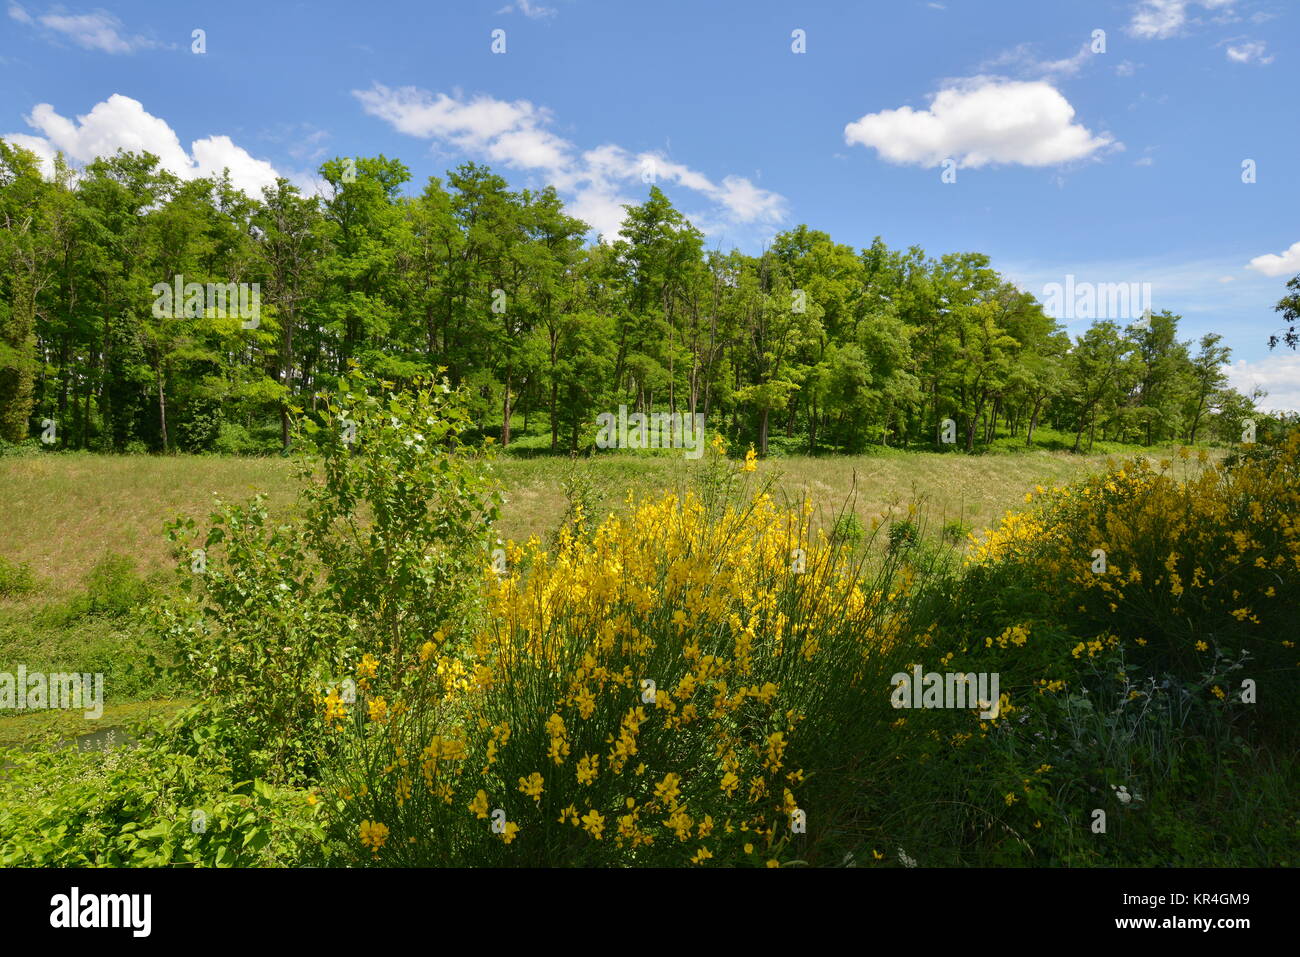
[0,378,1293,868]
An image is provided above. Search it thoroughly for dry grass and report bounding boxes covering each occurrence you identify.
[0,446,1212,601]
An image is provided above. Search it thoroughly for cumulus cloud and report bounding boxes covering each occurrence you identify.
[1225,356,1300,414]
[4,94,281,199]
[1127,0,1236,40]
[1224,40,1273,64]
[7,3,159,53]
[353,82,786,239]
[1247,241,1300,278]
[843,77,1115,170]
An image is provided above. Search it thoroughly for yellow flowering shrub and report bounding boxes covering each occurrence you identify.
[970,433,1300,680]
[323,470,924,865]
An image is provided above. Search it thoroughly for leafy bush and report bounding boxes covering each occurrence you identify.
[0,721,323,867]
[832,511,865,546]
[970,437,1300,706]
[887,518,919,555]
[941,519,971,544]
[153,366,501,786]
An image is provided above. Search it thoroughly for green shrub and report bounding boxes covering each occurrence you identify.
[0,555,36,598]
[887,518,919,554]
[0,719,325,867]
[152,366,502,787]
[941,519,971,544]
[832,511,865,545]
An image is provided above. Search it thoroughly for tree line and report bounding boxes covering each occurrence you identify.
[0,139,1284,456]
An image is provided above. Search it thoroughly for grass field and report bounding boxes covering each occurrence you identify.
[0,443,1212,601]
[0,442,1219,747]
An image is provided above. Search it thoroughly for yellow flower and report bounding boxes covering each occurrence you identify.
[691,846,713,864]
[501,821,519,844]
[743,445,758,472]
[1195,640,1208,652]
[720,771,740,797]
[323,687,348,727]
[359,820,389,854]
[518,772,545,803]
[356,653,379,680]
[655,772,682,806]
[766,859,781,868]
[469,789,489,819]
[581,808,606,840]
[1211,685,1225,700]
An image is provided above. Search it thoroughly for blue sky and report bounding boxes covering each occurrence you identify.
[3,0,1298,407]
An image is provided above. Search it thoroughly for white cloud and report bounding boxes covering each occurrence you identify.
[4,94,281,199]
[1225,356,1300,413]
[843,77,1115,169]
[7,3,158,53]
[1127,0,1236,40]
[353,83,786,239]
[497,0,556,17]
[981,42,1096,79]
[1224,40,1273,64]
[1247,241,1300,278]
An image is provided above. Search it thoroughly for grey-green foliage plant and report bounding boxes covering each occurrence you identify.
[153,365,502,785]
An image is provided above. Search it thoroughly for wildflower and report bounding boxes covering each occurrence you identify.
[469,790,490,819]
[518,772,545,803]
[743,445,758,472]
[323,687,348,727]
[655,772,682,807]
[356,654,379,680]
[581,809,606,840]
[359,820,389,854]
